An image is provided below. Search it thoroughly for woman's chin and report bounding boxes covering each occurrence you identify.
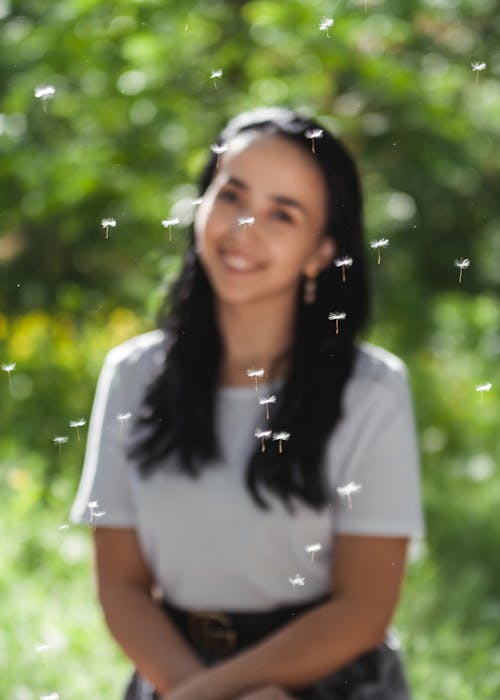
[212,286,297,312]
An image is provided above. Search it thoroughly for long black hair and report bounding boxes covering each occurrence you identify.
[128,107,370,514]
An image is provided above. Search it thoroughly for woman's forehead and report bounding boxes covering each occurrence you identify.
[224,130,312,168]
[219,132,327,200]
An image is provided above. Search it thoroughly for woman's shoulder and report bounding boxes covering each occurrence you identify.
[350,341,410,403]
[105,328,170,374]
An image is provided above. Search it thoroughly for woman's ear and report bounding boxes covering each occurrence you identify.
[317,235,336,270]
[304,235,336,277]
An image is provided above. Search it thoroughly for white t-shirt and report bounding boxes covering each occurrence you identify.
[70,330,424,611]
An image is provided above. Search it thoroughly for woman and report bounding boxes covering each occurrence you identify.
[71,107,424,699]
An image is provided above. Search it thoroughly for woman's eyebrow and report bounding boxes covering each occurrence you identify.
[226,175,308,216]
[271,195,308,216]
[227,175,248,190]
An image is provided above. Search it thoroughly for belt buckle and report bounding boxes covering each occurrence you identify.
[187,610,237,657]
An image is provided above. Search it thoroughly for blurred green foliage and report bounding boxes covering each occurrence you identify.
[1,0,500,698]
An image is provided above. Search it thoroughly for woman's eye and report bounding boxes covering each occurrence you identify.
[272,209,293,223]
[218,189,238,203]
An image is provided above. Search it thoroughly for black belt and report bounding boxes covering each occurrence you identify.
[161,594,332,663]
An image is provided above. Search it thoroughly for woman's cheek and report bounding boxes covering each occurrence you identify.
[194,201,219,248]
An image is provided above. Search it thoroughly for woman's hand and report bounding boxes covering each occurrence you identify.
[161,684,297,700]
[236,686,297,699]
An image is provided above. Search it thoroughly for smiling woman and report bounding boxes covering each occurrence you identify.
[195,132,334,325]
[70,107,424,700]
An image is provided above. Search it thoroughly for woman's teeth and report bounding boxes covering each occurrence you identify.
[222,254,260,271]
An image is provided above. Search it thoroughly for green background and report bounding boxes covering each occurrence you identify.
[1,0,499,697]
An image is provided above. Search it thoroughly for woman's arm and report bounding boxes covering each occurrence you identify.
[163,534,409,700]
[93,528,206,695]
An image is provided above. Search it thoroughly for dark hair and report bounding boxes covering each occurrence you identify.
[128,107,370,513]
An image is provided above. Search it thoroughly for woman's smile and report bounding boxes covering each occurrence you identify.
[218,245,266,273]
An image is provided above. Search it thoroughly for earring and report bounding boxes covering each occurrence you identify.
[303,276,317,304]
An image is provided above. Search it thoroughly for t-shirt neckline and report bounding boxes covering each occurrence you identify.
[217,377,285,398]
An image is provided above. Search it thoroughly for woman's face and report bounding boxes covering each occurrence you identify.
[194,131,335,310]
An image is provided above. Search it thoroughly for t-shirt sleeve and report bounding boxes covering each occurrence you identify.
[327,364,425,539]
[69,350,136,528]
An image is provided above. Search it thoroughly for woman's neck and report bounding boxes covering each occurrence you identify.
[216,296,296,387]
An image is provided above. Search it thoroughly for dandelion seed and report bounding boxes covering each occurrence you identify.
[40,693,59,700]
[471,61,486,82]
[69,418,86,441]
[370,238,390,264]
[34,85,55,112]
[117,412,132,423]
[87,500,100,527]
[453,257,470,283]
[336,481,362,509]
[255,428,272,452]
[117,411,132,433]
[476,382,492,404]
[34,85,56,100]
[210,69,223,88]
[237,215,256,227]
[1,362,16,388]
[211,143,229,169]
[53,436,68,455]
[88,509,106,532]
[272,431,290,454]
[36,641,51,666]
[334,256,353,283]
[328,311,346,335]
[304,543,322,562]
[319,17,334,38]
[101,217,117,239]
[288,574,305,592]
[58,524,70,530]
[161,217,180,243]
[476,382,492,393]
[211,143,228,155]
[53,436,68,445]
[305,128,324,154]
[259,395,276,421]
[246,367,265,391]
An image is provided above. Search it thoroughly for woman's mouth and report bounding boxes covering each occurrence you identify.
[219,250,263,272]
